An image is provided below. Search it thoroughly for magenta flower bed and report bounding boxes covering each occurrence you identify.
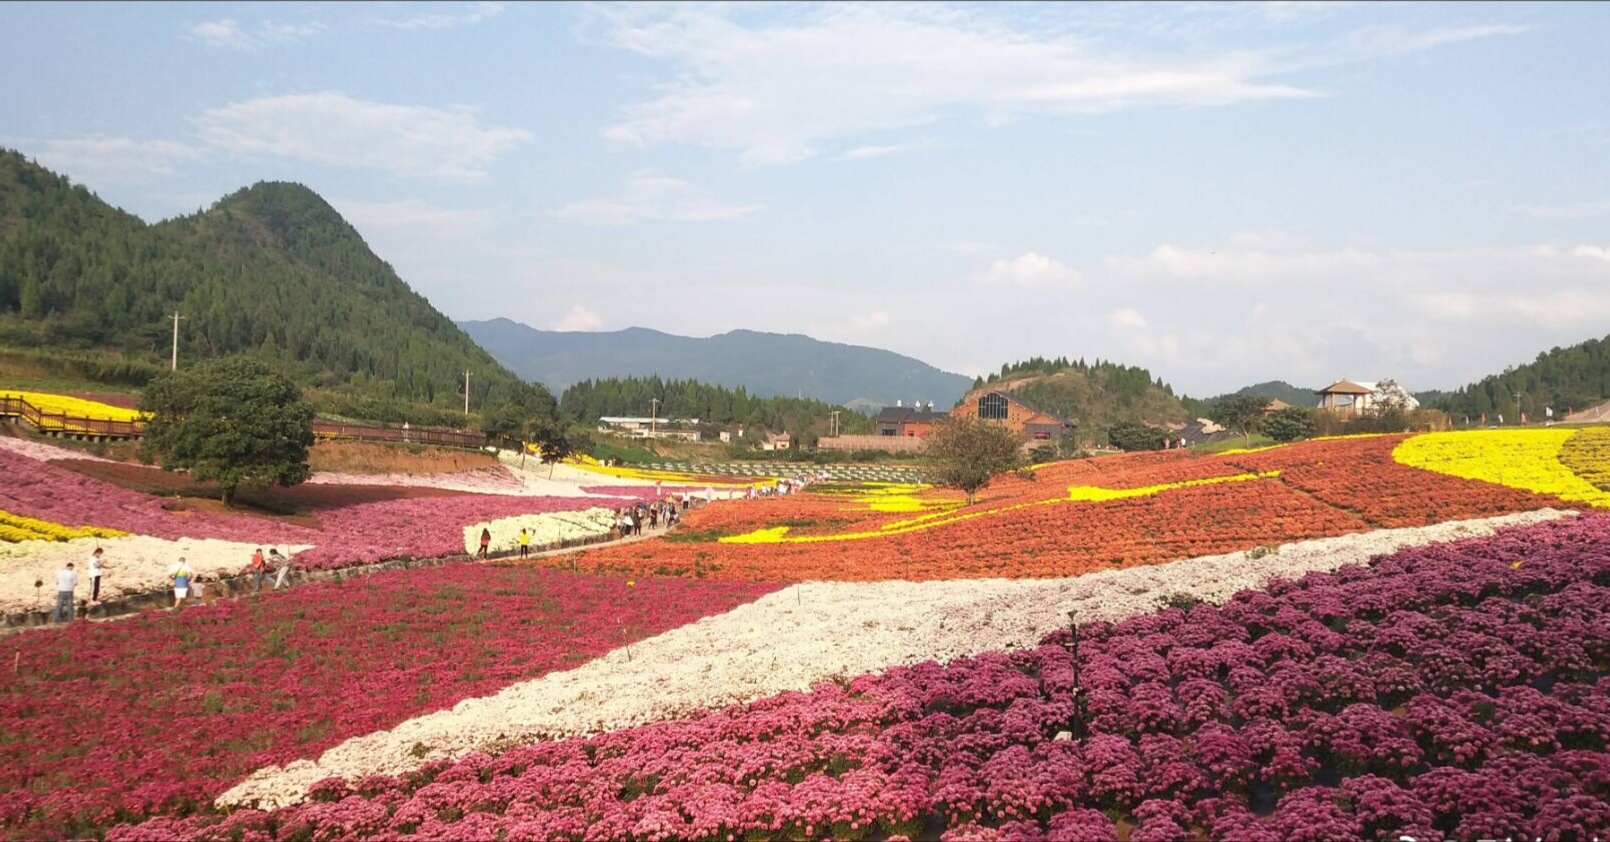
[291,494,629,571]
[122,514,1610,842]
[0,565,779,837]
[0,449,318,544]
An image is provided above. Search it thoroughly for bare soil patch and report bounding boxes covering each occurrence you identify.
[306,439,499,475]
[49,459,471,527]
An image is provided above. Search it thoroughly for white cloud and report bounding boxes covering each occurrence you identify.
[552,305,603,332]
[597,5,1320,166]
[23,137,204,186]
[329,199,494,237]
[1345,23,1533,57]
[1106,308,1147,329]
[375,2,504,31]
[1574,245,1610,262]
[194,91,531,183]
[977,252,1081,288]
[187,18,324,50]
[851,310,890,330]
[941,241,999,256]
[1513,201,1610,220]
[548,172,759,225]
[833,140,938,161]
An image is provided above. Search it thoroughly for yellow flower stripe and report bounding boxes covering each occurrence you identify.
[1559,428,1610,492]
[1392,429,1610,507]
[720,471,1278,544]
[0,510,126,543]
[0,391,147,423]
[1217,444,1285,456]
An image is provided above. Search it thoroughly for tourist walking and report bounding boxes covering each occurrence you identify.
[518,528,531,559]
[168,557,193,609]
[478,527,492,559]
[53,562,77,623]
[243,548,271,593]
[270,549,291,589]
[87,547,107,605]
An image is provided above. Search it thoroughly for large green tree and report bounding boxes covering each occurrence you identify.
[1210,394,1268,446]
[1263,406,1317,443]
[926,417,1028,505]
[139,356,315,505]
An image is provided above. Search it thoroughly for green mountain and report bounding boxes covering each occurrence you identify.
[1434,333,1610,419]
[0,150,531,421]
[970,356,1189,433]
[459,317,975,409]
[1232,380,1318,407]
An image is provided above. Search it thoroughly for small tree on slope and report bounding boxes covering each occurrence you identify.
[926,417,1029,505]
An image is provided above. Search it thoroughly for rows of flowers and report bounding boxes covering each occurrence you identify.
[0,563,779,837]
[536,473,1378,581]
[461,509,619,555]
[220,510,1564,811]
[0,508,124,543]
[1392,429,1610,508]
[0,447,648,588]
[126,511,1610,841]
[1559,426,1610,494]
[1224,433,1587,526]
[0,389,147,424]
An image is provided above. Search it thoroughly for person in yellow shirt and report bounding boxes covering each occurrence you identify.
[518,528,531,559]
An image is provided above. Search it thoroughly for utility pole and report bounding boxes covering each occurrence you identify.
[649,398,659,440]
[1515,391,1525,425]
[463,371,471,416]
[169,311,185,371]
[829,410,840,438]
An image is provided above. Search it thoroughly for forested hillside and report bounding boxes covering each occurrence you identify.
[1435,333,1610,419]
[973,356,1189,433]
[0,150,528,420]
[560,376,874,436]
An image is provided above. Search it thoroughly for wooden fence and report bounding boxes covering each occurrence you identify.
[0,395,486,449]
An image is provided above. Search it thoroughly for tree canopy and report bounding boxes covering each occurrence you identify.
[1107,420,1170,452]
[1263,406,1317,443]
[1210,394,1267,446]
[925,418,1029,505]
[138,356,316,505]
[1435,333,1610,420]
[559,375,872,436]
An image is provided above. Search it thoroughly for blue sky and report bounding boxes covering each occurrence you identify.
[3,1,1608,397]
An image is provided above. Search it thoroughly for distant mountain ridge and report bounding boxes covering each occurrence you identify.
[459,318,974,409]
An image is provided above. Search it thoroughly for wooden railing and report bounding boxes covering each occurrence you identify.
[0,395,487,449]
[0,396,146,438]
[311,421,486,449]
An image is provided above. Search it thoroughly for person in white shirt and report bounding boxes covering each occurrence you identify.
[53,563,78,623]
[88,547,107,605]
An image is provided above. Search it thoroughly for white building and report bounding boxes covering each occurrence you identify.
[597,416,702,442]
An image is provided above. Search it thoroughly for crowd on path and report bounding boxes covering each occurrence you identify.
[49,544,301,624]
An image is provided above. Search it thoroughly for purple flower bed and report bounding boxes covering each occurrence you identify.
[0,449,317,544]
[114,514,1610,842]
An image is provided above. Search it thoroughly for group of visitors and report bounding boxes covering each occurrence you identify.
[50,545,298,623]
[614,498,683,539]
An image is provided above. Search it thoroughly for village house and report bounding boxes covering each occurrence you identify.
[597,416,702,441]
[950,390,1075,441]
[873,401,942,437]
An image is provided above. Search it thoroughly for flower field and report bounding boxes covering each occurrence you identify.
[0,564,778,836]
[7,425,1610,840]
[112,512,1610,841]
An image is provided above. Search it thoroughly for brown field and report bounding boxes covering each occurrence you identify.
[306,439,499,474]
[50,458,470,526]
